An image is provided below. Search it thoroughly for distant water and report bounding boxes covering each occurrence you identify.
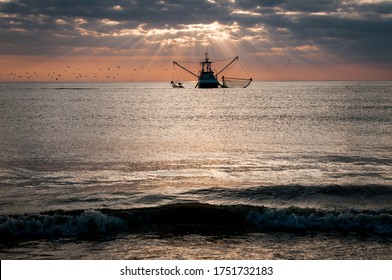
[0,81,391,259]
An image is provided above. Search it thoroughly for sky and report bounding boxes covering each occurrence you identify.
[0,0,392,82]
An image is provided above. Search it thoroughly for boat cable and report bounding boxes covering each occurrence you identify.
[237,60,252,79]
[218,59,237,77]
[171,64,182,82]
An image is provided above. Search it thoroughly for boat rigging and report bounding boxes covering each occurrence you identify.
[171,52,252,88]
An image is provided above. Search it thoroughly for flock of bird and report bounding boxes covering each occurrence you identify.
[0,64,164,82]
[0,58,292,82]
[267,58,292,68]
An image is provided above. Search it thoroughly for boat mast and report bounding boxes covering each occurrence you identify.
[201,52,213,73]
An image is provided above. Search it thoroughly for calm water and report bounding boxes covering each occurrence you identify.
[0,81,391,259]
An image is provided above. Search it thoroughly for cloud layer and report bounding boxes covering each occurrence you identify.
[1,0,392,80]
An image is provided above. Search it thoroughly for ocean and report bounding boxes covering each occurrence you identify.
[0,81,391,259]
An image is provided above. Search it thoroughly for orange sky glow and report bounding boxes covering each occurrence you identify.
[1,55,391,82]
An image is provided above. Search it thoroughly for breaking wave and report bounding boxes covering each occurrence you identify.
[1,203,392,242]
[182,184,392,204]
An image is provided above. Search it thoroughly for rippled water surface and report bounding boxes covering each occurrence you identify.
[0,81,391,259]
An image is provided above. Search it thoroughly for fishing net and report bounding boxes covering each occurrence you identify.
[221,77,252,88]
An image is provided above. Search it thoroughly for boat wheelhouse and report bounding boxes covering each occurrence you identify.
[198,53,219,88]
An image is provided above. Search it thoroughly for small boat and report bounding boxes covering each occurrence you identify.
[172,52,252,89]
[171,81,184,88]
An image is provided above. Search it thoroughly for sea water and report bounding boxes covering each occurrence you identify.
[0,81,391,259]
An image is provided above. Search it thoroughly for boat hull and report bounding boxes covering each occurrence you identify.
[198,81,219,88]
[198,76,220,88]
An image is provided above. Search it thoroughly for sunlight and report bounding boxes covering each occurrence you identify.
[231,9,261,16]
[0,17,252,82]
[51,15,246,67]
[134,21,244,71]
[100,19,121,26]
[112,5,123,11]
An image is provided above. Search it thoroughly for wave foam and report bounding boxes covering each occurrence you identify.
[1,203,391,242]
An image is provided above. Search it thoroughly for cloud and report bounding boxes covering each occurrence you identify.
[0,0,391,66]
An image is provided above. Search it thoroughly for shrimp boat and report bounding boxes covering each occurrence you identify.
[171,52,252,88]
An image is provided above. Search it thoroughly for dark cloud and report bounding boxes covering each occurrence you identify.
[281,0,341,13]
[0,0,391,64]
